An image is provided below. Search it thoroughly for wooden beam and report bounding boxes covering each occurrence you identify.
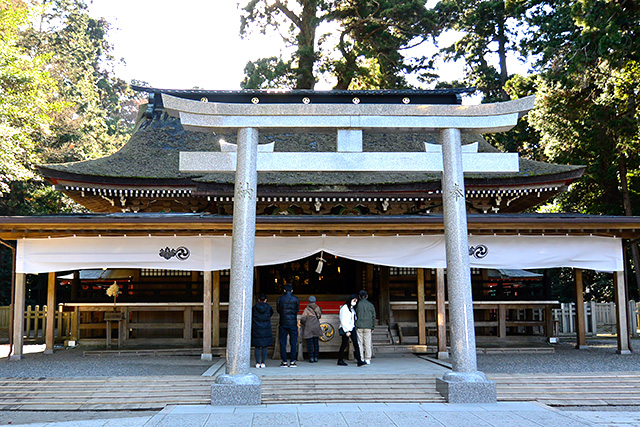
[417,269,426,345]
[436,268,448,359]
[212,271,221,347]
[574,268,587,349]
[45,272,56,354]
[614,270,631,354]
[202,271,212,360]
[11,273,25,360]
[2,214,639,239]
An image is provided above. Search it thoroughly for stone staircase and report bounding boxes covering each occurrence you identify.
[0,376,214,410]
[489,372,640,406]
[262,372,640,406]
[261,374,445,404]
[1,372,639,409]
[372,324,394,345]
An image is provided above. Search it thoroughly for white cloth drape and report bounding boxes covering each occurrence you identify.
[16,234,623,273]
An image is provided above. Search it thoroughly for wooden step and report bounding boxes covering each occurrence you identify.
[488,372,640,407]
[1,372,639,409]
[260,374,446,404]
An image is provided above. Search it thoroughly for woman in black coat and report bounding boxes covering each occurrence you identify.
[251,293,274,368]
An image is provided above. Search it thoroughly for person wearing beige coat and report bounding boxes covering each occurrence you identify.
[300,296,322,362]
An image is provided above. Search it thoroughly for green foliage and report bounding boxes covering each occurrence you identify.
[0,0,140,209]
[435,0,525,102]
[485,74,546,160]
[241,57,297,89]
[239,0,439,89]
[240,0,325,89]
[326,0,438,89]
[0,180,85,215]
[547,268,615,303]
[524,1,640,216]
[25,1,136,164]
[0,1,61,195]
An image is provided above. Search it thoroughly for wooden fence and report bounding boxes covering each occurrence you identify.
[552,301,640,337]
[0,305,76,343]
[2,301,639,344]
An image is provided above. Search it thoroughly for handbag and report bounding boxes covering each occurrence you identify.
[339,327,345,336]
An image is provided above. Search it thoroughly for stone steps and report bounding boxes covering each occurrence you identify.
[489,372,640,406]
[261,375,445,404]
[0,376,214,410]
[1,372,639,409]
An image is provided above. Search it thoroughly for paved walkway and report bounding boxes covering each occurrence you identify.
[3,402,640,426]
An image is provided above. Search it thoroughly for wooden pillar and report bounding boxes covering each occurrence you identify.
[417,268,426,345]
[45,272,56,354]
[436,268,449,359]
[212,271,221,347]
[574,268,588,349]
[498,304,506,339]
[614,270,631,354]
[121,307,129,346]
[202,271,213,360]
[190,271,199,298]
[184,306,193,342]
[365,264,374,297]
[11,273,26,360]
[544,304,554,338]
[71,270,79,300]
[379,266,390,325]
[254,267,261,296]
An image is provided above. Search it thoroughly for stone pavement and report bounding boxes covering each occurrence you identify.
[3,402,640,426]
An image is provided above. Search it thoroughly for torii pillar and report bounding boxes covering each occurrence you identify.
[165,93,535,404]
[435,128,495,402]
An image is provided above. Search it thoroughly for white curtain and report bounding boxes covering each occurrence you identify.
[16,234,623,273]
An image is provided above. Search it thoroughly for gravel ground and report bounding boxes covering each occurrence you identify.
[2,338,639,377]
[0,345,215,377]
[478,337,640,374]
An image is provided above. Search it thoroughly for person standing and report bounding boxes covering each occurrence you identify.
[276,283,300,367]
[251,293,273,368]
[355,289,376,365]
[300,295,322,363]
[337,294,365,367]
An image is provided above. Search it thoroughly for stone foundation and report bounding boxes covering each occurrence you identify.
[436,372,497,403]
[211,383,261,406]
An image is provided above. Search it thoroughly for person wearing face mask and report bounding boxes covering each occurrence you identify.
[337,294,366,366]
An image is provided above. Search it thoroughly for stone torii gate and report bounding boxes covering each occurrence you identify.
[163,92,535,404]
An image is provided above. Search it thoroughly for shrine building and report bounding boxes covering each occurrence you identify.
[1,89,638,397]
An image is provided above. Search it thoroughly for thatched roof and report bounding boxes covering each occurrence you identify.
[39,109,583,188]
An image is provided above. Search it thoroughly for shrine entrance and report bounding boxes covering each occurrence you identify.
[257,253,359,298]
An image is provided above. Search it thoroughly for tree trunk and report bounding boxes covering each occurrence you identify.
[618,154,640,297]
[333,32,356,90]
[295,0,317,89]
[496,13,510,101]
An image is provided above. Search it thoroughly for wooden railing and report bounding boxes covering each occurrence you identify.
[61,303,228,346]
[390,300,558,344]
[0,305,76,343]
[552,301,640,337]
